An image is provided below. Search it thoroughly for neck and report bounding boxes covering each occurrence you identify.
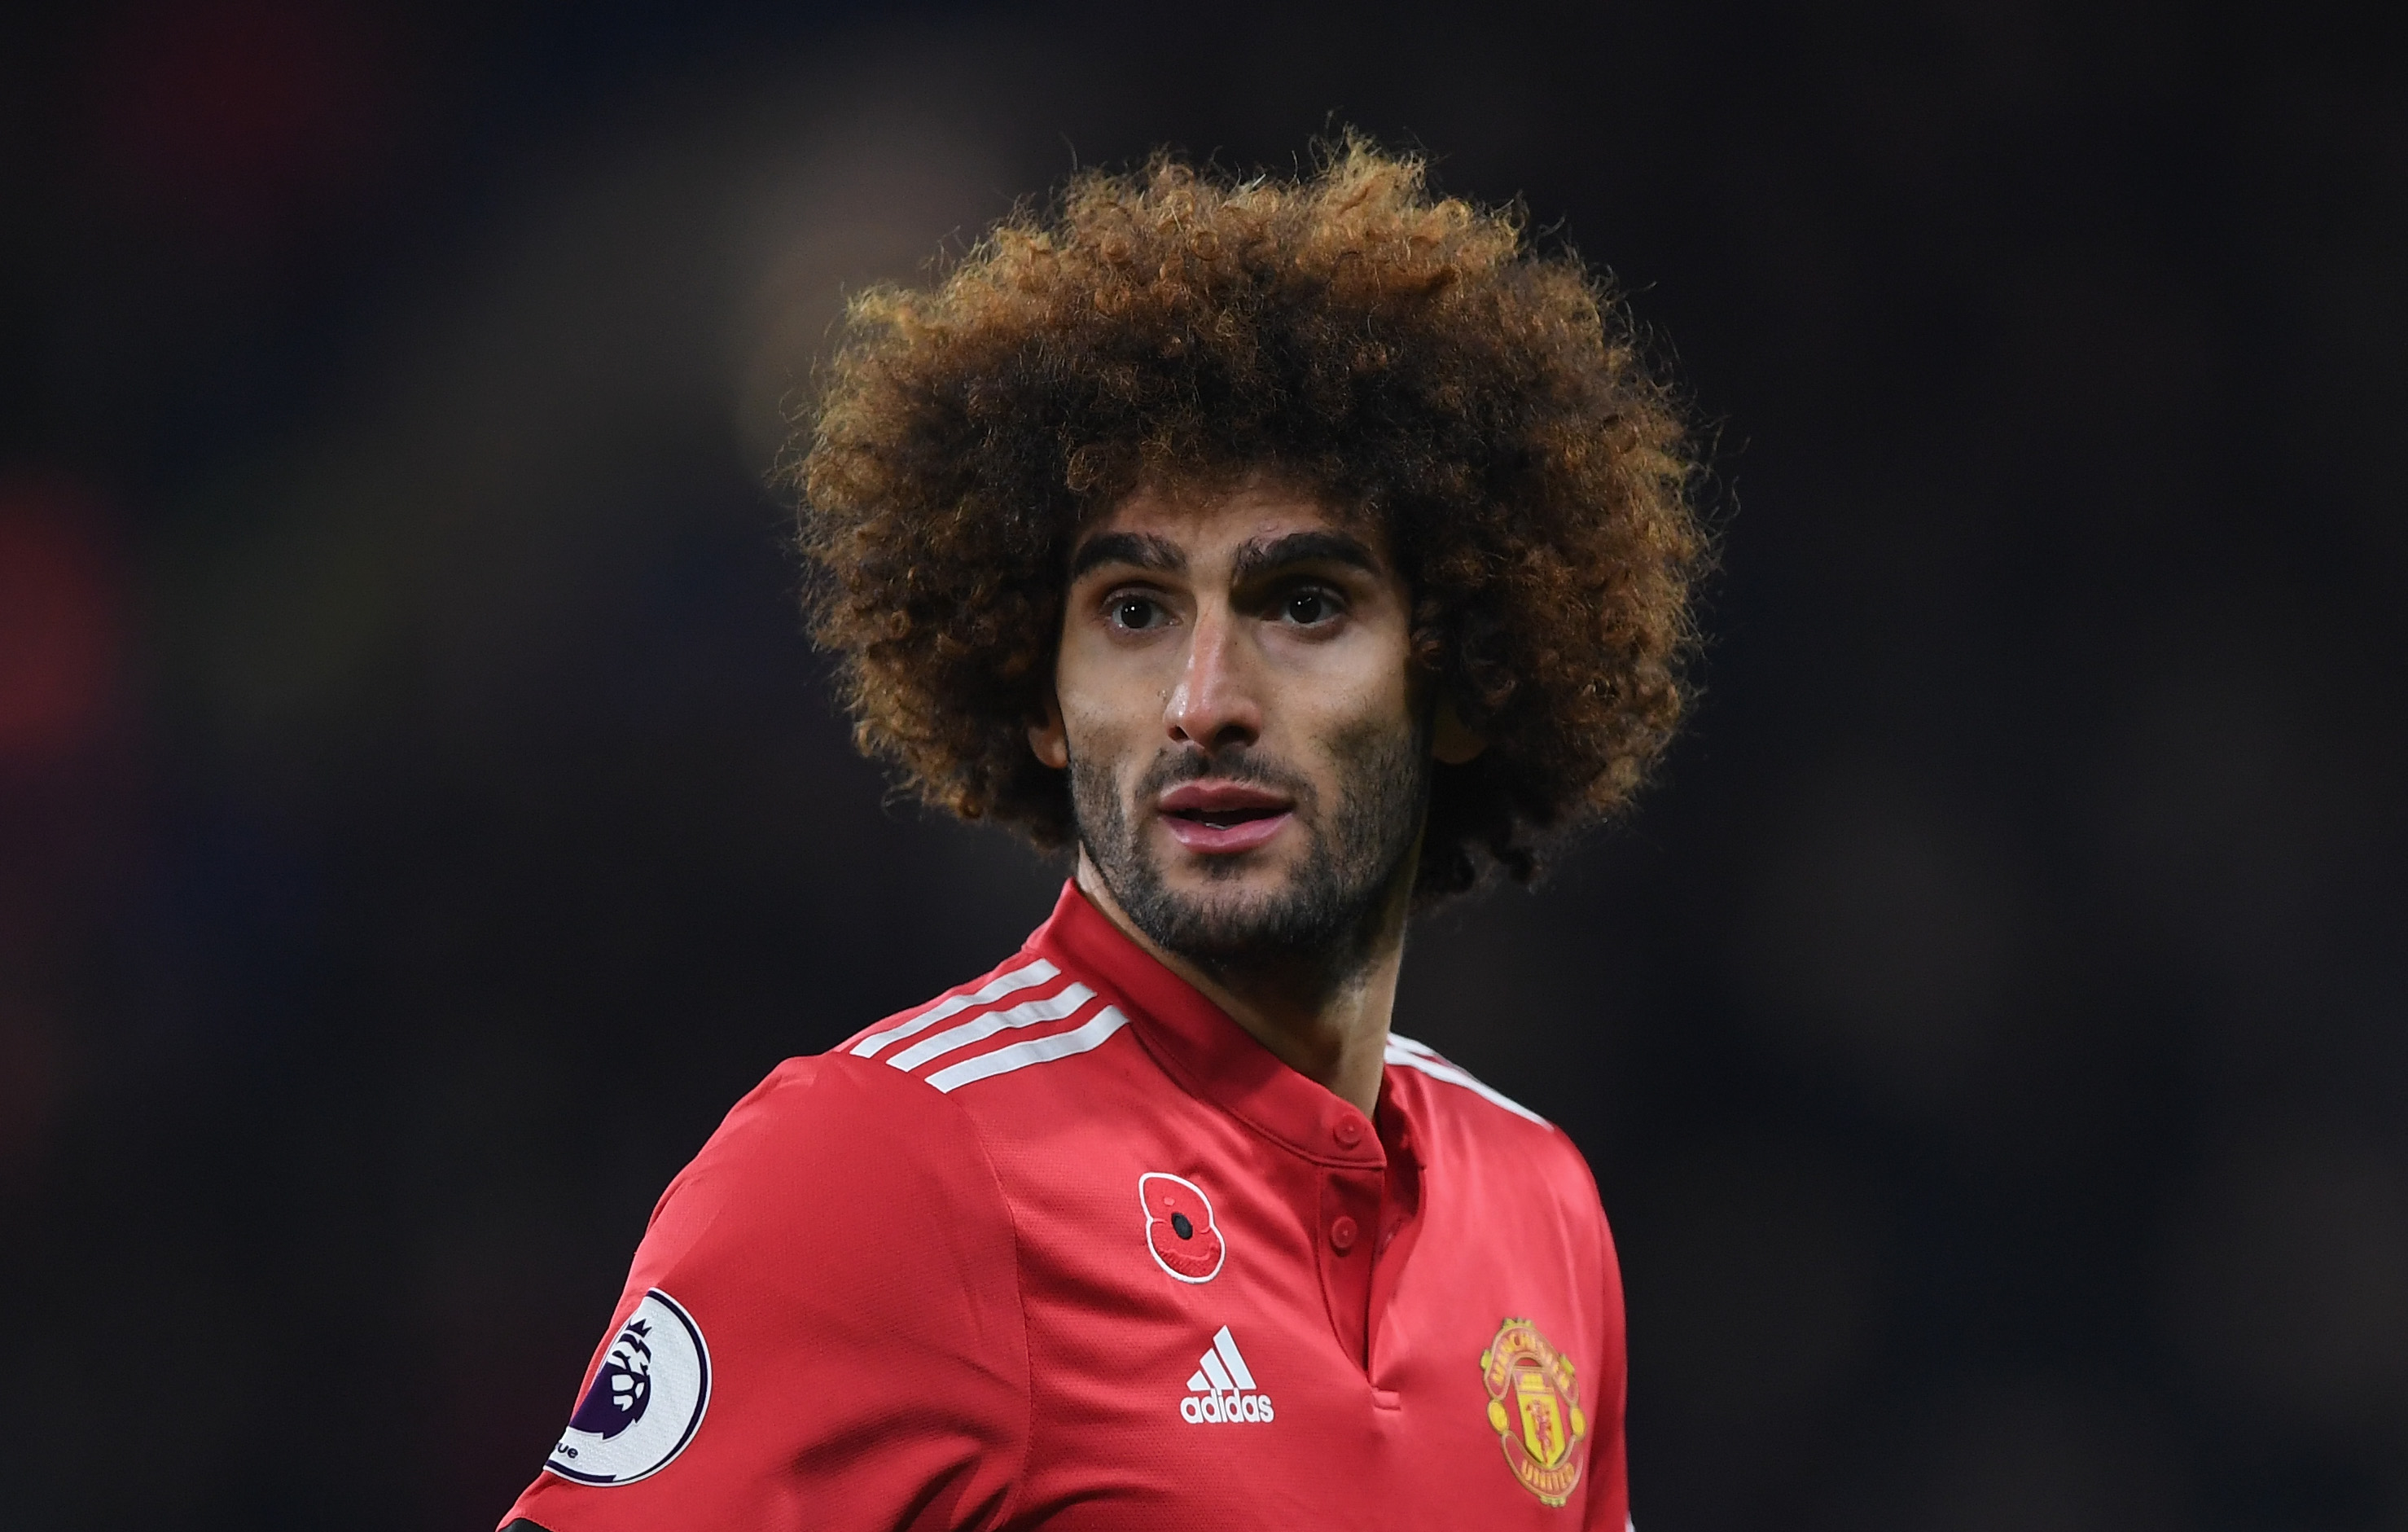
[1072,854,1406,1117]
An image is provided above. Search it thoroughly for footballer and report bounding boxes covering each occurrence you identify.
[501,139,1703,1530]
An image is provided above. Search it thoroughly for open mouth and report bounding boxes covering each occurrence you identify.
[1156,782,1296,855]
[1165,805,1287,832]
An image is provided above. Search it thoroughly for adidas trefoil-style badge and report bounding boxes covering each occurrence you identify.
[1480,1317,1588,1506]
[1180,1326,1274,1423]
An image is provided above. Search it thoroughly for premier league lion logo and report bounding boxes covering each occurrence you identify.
[546,1288,711,1486]
[568,1316,655,1438]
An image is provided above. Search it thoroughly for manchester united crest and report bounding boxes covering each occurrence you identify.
[1480,1317,1588,1507]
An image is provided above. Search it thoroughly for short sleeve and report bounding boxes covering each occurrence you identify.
[1555,1128,1630,1532]
[499,1055,1029,1532]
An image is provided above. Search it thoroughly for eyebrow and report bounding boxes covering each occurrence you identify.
[1069,531,1186,580]
[1066,528,1384,584]
[1230,531,1382,584]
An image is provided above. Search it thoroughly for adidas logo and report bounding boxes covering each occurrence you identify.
[1180,1326,1274,1424]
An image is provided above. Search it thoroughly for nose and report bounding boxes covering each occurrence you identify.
[1165,604,1261,751]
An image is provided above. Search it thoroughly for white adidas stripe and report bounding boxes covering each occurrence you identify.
[1213,1326,1256,1389]
[1384,1033,1547,1124]
[925,1006,1132,1094]
[849,959,1059,1059]
[1194,1350,1235,1393]
[1186,1327,1257,1392]
[887,984,1097,1072]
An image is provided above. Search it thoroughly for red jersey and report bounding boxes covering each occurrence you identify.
[502,881,1629,1530]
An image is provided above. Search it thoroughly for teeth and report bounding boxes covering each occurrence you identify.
[1170,806,1283,829]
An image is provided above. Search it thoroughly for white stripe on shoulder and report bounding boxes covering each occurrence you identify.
[887,983,1097,1072]
[927,1005,1132,1093]
[850,959,1059,1059]
[1384,1033,1548,1125]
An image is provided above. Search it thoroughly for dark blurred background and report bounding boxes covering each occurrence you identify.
[3,0,2404,1526]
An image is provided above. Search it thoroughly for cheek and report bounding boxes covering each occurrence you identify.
[1055,638,1181,766]
[1059,691,1149,781]
[1287,684,1421,805]
[1283,652,1416,753]
[1053,649,1117,753]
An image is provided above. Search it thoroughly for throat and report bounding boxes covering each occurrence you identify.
[1182,950,1400,1117]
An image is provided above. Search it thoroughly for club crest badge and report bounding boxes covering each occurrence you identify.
[1480,1317,1590,1507]
[1139,1172,1226,1283]
[545,1288,711,1486]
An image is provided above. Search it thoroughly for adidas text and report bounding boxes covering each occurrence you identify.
[1182,1389,1274,1424]
[1181,1325,1273,1424]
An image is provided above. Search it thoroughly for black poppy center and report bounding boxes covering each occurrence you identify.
[1171,1212,1194,1240]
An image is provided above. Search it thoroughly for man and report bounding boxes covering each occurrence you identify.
[501,139,1702,1530]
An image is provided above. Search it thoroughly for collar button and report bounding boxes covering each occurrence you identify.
[1332,1116,1364,1148]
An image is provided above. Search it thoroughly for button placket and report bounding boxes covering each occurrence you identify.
[1316,1165,1384,1369]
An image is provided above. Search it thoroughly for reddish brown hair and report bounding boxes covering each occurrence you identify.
[794,138,1706,896]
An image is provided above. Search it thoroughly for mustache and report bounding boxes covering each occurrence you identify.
[1135,745,1314,804]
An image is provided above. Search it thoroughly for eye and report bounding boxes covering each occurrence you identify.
[1106,594,1168,631]
[1279,588,1341,626]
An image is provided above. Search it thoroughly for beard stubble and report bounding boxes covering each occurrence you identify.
[1068,718,1431,994]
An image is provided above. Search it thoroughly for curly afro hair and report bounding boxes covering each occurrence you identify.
[793,138,1707,898]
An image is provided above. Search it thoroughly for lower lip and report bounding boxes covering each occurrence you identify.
[1161,810,1294,855]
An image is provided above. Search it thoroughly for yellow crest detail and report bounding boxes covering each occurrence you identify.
[1479,1318,1589,1507]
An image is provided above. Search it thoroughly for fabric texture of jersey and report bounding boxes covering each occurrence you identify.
[502,881,1629,1530]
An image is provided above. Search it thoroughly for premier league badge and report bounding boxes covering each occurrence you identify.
[545,1288,711,1486]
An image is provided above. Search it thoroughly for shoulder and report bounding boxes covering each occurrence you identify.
[1385,1034,1621,1291]
[508,1016,1037,1528]
[831,949,1141,1104]
[633,1048,1012,1286]
[685,1047,989,1170]
[1384,1033,1604,1207]
[647,944,1138,1252]
[1384,1033,1555,1131]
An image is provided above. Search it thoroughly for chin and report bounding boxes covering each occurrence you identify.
[1159,859,1320,919]
[1159,845,1296,889]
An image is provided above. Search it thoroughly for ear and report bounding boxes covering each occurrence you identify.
[1432,692,1487,766]
[1028,691,1070,770]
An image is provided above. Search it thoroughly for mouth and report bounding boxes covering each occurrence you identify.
[1156,781,1296,855]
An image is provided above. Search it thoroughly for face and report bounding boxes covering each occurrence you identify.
[1029,477,1432,978]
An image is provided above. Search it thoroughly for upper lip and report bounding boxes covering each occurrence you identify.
[1157,781,1294,817]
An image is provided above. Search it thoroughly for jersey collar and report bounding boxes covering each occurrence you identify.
[1029,880,1389,1170]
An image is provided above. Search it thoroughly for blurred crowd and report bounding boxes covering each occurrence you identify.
[2,1,2403,1527]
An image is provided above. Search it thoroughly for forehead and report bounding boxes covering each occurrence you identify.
[1081,476,1389,568]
